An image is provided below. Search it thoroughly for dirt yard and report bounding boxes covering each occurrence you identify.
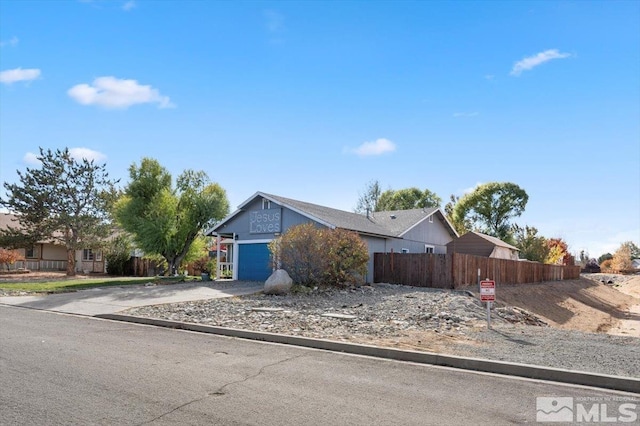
[3,271,639,338]
[474,274,640,337]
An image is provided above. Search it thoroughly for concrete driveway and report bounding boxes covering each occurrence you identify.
[0,280,263,316]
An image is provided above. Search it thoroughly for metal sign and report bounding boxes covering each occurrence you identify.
[480,280,496,302]
[479,279,495,329]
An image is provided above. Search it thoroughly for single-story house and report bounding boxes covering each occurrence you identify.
[207,192,458,282]
[446,231,519,260]
[0,213,105,273]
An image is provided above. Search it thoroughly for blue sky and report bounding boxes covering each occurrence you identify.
[1,0,638,259]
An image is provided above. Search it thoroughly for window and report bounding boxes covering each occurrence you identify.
[83,249,94,261]
[401,248,409,253]
[262,199,271,209]
[25,246,39,259]
[428,215,434,223]
[425,245,434,254]
[83,249,103,261]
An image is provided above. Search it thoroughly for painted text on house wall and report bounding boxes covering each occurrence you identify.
[249,209,281,234]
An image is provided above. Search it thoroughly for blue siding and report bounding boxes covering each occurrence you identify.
[238,243,272,281]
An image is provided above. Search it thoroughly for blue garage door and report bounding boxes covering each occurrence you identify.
[238,243,272,281]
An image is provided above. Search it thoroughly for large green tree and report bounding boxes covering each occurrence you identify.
[444,194,471,236]
[376,187,441,211]
[452,182,528,242]
[114,158,229,276]
[512,225,548,262]
[0,147,117,276]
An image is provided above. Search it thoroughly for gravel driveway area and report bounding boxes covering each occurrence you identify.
[126,282,639,378]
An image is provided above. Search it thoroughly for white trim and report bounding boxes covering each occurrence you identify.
[211,191,336,234]
[236,239,273,244]
[399,209,459,239]
[257,192,336,230]
[232,242,238,280]
[398,208,438,237]
[424,244,435,254]
[234,238,274,281]
[438,210,460,238]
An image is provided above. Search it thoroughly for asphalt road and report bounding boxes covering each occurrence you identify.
[0,306,633,425]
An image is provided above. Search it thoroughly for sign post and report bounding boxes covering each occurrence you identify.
[480,279,496,329]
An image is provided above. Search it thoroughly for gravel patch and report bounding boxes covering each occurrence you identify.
[125,282,640,378]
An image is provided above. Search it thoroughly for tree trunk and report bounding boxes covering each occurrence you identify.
[66,248,76,276]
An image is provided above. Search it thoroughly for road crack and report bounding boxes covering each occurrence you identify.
[210,353,305,397]
[137,354,305,425]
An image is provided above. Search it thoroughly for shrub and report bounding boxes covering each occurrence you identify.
[324,228,369,286]
[269,223,369,287]
[600,259,613,272]
[269,223,325,286]
[105,235,132,276]
[189,256,210,274]
[611,244,632,272]
[0,248,24,271]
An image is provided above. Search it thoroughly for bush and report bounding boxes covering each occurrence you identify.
[105,235,132,276]
[0,248,24,271]
[611,244,633,272]
[324,228,369,286]
[269,223,369,287]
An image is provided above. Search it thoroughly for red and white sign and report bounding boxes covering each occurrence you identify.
[480,280,496,302]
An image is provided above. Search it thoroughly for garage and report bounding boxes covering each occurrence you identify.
[238,243,272,281]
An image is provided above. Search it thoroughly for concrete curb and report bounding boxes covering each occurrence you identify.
[97,313,640,394]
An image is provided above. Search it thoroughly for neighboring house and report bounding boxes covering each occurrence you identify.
[207,192,458,282]
[446,231,519,260]
[632,259,640,270]
[0,213,105,273]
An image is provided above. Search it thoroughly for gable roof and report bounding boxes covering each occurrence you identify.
[454,231,519,251]
[0,212,60,245]
[210,191,458,239]
[0,213,18,231]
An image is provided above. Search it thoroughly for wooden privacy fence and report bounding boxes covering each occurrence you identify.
[373,253,581,289]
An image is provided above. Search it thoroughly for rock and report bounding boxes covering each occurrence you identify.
[321,313,356,320]
[264,269,293,295]
[251,307,284,312]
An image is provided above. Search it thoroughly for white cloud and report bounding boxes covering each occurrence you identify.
[23,152,40,165]
[0,36,19,48]
[510,49,571,76]
[0,67,41,84]
[461,182,483,195]
[453,112,479,118]
[69,147,107,162]
[23,148,107,166]
[67,76,175,109]
[122,0,136,11]
[484,74,494,80]
[583,229,640,259]
[349,138,397,157]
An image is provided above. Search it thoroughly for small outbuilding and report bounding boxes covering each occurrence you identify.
[446,231,519,260]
